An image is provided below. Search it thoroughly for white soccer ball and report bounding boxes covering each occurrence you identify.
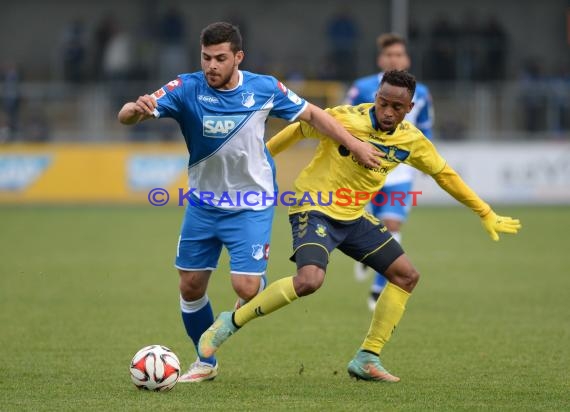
[129,345,181,391]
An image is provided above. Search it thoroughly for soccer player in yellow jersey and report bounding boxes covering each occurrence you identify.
[199,70,521,382]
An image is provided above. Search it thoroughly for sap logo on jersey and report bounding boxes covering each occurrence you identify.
[203,115,246,138]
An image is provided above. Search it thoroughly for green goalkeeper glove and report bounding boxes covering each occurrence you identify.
[481,210,522,241]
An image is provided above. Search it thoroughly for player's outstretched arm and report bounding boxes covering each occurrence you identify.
[431,164,522,241]
[118,95,157,125]
[266,123,305,157]
[296,103,383,168]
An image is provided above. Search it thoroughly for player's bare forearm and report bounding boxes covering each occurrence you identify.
[298,103,356,150]
[266,123,304,156]
[118,103,145,125]
[297,103,382,167]
[118,95,157,125]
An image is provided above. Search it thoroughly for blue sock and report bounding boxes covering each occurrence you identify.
[371,272,388,295]
[180,295,216,366]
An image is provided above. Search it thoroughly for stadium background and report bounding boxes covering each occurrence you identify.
[1,0,569,410]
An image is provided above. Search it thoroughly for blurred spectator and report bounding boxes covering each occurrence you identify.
[425,13,508,82]
[103,24,133,110]
[24,105,51,142]
[61,20,87,83]
[407,20,423,74]
[103,25,133,81]
[456,11,482,81]
[325,9,360,81]
[92,14,117,81]
[426,15,457,81]
[157,6,188,82]
[548,64,570,134]
[481,17,508,81]
[519,58,547,132]
[1,62,21,141]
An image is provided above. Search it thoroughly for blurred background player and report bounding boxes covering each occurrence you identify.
[345,33,435,310]
[118,22,381,384]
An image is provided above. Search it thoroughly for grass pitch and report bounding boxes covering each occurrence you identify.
[1,205,569,411]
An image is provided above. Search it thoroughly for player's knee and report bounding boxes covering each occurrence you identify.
[232,275,261,301]
[178,270,208,301]
[293,266,325,296]
[398,267,420,292]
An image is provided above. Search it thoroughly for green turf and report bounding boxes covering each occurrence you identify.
[1,205,569,411]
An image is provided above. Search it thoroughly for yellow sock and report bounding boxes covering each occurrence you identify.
[361,282,410,355]
[234,276,298,327]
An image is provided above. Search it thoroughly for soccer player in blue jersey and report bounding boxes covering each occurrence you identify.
[118,22,381,383]
[346,33,435,310]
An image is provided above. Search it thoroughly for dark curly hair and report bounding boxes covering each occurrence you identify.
[200,22,243,53]
[380,70,416,98]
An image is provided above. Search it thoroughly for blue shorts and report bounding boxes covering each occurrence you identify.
[175,204,274,275]
[370,181,413,222]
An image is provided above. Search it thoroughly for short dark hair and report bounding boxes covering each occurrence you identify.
[200,22,243,53]
[376,33,407,54]
[380,70,416,97]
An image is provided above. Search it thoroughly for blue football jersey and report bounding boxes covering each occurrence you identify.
[151,70,308,211]
[345,72,434,138]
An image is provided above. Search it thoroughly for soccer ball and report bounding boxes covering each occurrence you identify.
[129,345,181,391]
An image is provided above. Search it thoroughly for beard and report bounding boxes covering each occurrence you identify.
[206,70,235,89]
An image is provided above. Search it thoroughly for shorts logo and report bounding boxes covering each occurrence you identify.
[242,92,255,108]
[252,244,264,261]
[315,224,327,238]
[203,115,246,138]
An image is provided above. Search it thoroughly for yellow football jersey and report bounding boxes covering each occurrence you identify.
[267,103,447,220]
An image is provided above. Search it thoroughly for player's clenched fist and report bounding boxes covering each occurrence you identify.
[349,139,385,168]
[134,94,157,116]
[118,94,157,125]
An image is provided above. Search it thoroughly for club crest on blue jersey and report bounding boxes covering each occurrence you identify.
[203,115,246,138]
[241,92,255,108]
[251,244,264,260]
